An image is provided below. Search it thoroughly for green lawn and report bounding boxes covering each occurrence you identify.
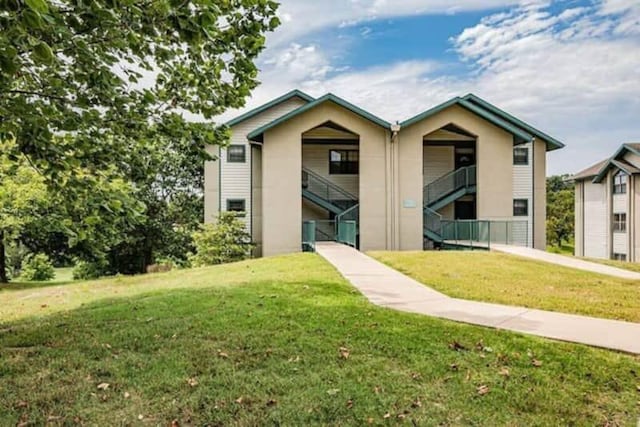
[546,243,574,256]
[582,257,640,273]
[1,254,639,425]
[370,251,640,323]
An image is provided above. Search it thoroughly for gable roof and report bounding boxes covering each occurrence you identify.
[400,96,534,145]
[572,159,608,181]
[592,143,640,183]
[247,93,392,142]
[225,90,315,127]
[462,94,565,151]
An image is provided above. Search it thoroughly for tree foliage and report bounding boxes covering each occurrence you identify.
[190,212,254,266]
[0,0,280,280]
[546,175,574,248]
[19,253,55,282]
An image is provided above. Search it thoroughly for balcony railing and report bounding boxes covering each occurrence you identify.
[424,165,476,207]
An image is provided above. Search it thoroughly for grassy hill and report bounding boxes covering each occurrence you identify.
[1,254,638,425]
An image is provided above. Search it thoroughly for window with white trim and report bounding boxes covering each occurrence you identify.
[227,145,246,163]
[613,171,627,194]
[613,213,626,232]
[513,199,529,216]
[513,147,529,165]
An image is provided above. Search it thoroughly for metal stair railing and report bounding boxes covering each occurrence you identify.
[424,165,476,207]
[423,206,442,237]
[302,167,358,208]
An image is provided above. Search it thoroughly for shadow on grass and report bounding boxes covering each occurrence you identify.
[1,279,638,426]
[0,280,78,292]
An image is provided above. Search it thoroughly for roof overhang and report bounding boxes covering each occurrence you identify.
[225,89,315,128]
[400,97,534,145]
[592,144,640,183]
[247,94,392,143]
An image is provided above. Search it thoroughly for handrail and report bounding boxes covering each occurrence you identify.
[302,167,358,202]
[336,203,359,223]
[423,206,442,235]
[424,165,476,207]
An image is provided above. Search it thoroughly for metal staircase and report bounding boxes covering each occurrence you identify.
[423,165,476,242]
[302,168,359,248]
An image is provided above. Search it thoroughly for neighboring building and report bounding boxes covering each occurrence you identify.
[205,90,564,257]
[574,143,640,262]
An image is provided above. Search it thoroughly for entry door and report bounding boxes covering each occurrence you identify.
[455,200,476,220]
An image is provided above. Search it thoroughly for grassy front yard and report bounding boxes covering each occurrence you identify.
[370,251,640,323]
[1,254,639,425]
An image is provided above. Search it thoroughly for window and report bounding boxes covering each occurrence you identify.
[513,147,529,165]
[613,213,626,232]
[227,145,246,163]
[329,150,359,175]
[226,199,246,215]
[613,171,627,194]
[513,199,529,216]
[613,253,627,261]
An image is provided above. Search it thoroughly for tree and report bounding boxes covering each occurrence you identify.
[190,212,254,266]
[546,175,574,248]
[0,1,280,278]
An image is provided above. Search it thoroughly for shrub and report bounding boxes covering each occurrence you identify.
[20,253,55,282]
[72,258,109,280]
[190,212,254,266]
[5,242,29,278]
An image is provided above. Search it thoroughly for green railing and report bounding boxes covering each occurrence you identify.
[423,206,442,236]
[424,165,476,207]
[302,221,316,252]
[302,167,358,210]
[337,220,357,247]
[440,220,529,249]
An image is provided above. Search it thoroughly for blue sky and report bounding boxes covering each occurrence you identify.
[221,0,640,175]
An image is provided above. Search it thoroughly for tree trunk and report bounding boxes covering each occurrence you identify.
[0,230,8,283]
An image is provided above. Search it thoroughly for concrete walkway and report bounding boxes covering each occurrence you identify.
[315,242,640,354]
[492,244,640,280]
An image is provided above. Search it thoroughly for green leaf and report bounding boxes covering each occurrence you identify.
[22,9,44,29]
[32,41,54,64]
[25,0,48,13]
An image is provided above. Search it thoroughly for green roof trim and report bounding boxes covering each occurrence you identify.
[592,144,640,183]
[400,97,533,144]
[462,94,565,151]
[225,90,315,127]
[247,93,392,142]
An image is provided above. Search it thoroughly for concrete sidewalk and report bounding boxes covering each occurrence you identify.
[492,244,640,280]
[316,242,640,354]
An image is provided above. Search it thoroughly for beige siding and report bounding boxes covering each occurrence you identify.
[613,232,628,255]
[221,97,308,232]
[302,199,330,221]
[623,151,640,167]
[513,143,533,247]
[423,146,454,186]
[613,193,627,213]
[583,181,608,259]
[533,139,547,249]
[302,144,359,196]
[574,181,584,257]
[251,146,263,257]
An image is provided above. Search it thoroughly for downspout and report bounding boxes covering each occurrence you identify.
[390,123,401,250]
[531,137,536,249]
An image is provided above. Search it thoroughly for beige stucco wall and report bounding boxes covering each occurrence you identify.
[533,139,547,249]
[261,101,390,256]
[397,104,514,250]
[204,145,220,223]
[251,145,263,257]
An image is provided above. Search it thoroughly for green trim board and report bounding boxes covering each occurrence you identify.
[462,94,565,151]
[400,97,533,145]
[247,93,392,143]
[225,90,315,127]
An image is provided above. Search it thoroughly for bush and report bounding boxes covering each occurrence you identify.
[72,258,109,280]
[20,253,55,282]
[5,242,29,278]
[190,212,254,266]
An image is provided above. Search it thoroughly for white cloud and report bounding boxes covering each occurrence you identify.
[221,0,640,175]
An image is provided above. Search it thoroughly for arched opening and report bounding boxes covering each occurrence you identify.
[301,121,360,247]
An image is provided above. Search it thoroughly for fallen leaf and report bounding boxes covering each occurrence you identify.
[532,359,543,367]
[40,304,48,309]
[339,347,350,359]
[412,398,422,408]
[373,386,381,394]
[477,385,490,395]
[218,351,229,359]
[138,415,144,420]
[449,341,467,351]
[327,388,340,396]
[15,401,28,408]
[383,412,391,419]
[397,414,406,419]
[124,392,130,399]
[346,399,354,409]
[187,377,198,387]
[97,383,110,391]
[171,420,179,427]
[266,399,277,407]
[411,372,421,380]
[450,363,459,371]
[235,397,244,404]
[288,355,300,363]
[499,367,510,377]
